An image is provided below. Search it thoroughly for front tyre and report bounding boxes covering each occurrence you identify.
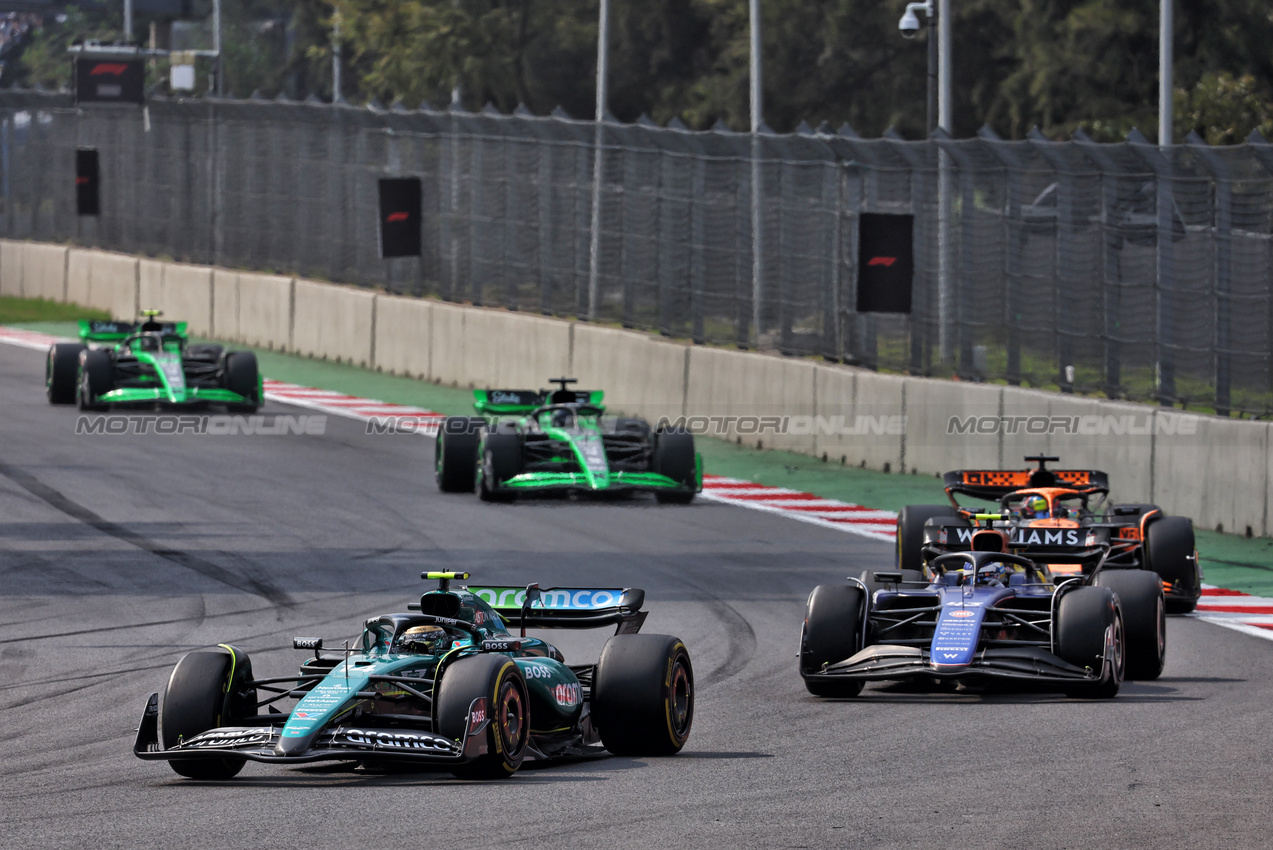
[161,649,252,780]
[476,433,521,502]
[435,416,482,492]
[1056,586,1125,699]
[800,584,865,697]
[77,348,113,412]
[653,430,696,504]
[47,343,86,404]
[435,654,530,780]
[223,351,260,413]
[592,634,694,756]
[1094,570,1166,680]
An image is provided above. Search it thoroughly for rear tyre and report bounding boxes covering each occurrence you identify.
[1055,586,1124,699]
[435,654,530,780]
[47,343,86,404]
[77,349,113,411]
[476,433,521,502]
[800,584,865,698]
[223,351,260,413]
[897,505,960,573]
[435,416,482,492]
[653,430,696,504]
[592,634,694,755]
[1146,516,1199,614]
[1095,570,1166,680]
[161,649,250,780]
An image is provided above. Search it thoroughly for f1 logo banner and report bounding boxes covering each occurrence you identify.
[856,213,914,314]
[74,58,144,105]
[378,177,422,258]
[76,149,100,216]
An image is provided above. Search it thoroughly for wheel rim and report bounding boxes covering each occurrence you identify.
[667,657,693,740]
[496,679,527,759]
[1110,615,1125,684]
[1155,595,1166,663]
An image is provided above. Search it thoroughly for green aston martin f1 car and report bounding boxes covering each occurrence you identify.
[133,571,694,780]
[434,378,702,502]
[45,312,261,412]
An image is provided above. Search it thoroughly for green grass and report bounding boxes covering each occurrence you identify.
[0,296,108,324]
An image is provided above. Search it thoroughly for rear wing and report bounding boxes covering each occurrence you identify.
[944,468,1110,501]
[473,388,604,415]
[78,319,187,342]
[468,585,645,632]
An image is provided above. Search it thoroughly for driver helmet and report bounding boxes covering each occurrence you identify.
[552,409,574,428]
[399,624,448,654]
[1023,495,1049,518]
[135,334,160,352]
[978,561,1010,586]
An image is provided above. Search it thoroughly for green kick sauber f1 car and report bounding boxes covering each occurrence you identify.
[435,378,702,503]
[134,572,694,780]
[45,311,261,412]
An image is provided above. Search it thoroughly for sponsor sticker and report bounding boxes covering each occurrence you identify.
[948,609,975,618]
[552,683,581,707]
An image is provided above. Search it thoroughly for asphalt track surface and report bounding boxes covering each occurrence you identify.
[2,343,1271,849]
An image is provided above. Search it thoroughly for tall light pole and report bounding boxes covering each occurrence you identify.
[586,0,610,319]
[1159,0,1172,146]
[899,1,936,134]
[899,0,954,364]
[332,8,343,103]
[123,0,133,42]
[213,0,223,95]
[749,0,763,347]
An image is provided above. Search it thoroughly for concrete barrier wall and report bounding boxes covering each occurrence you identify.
[0,240,22,297]
[140,260,214,335]
[291,279,376,367]
[235,272,293,350]
[374,294,432,379]
[570,325,687,424]
[211,270,239,340]
[431,303,571,390]
[22,242,1273,535]
[25,242,68,302]
[685,347,817,453]
[816,368,907,472]
[89,252,139,319]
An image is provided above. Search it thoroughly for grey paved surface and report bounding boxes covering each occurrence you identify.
[1,343,1270,848]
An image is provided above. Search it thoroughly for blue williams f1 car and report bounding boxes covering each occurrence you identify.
[134,572,693,780]
[801,519,1167,699]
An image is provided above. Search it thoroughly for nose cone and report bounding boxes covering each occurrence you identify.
[274,729,316,757]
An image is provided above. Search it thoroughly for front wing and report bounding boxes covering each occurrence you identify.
[500,470,697,494]
[805,645,1111,686]
[133,693,488,766]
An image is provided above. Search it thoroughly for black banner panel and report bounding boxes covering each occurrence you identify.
[856,213,914,314]
[378,177,422,258]
[74,58,145,105]
[76,148,100,216]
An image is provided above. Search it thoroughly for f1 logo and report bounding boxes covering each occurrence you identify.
[867,256,897,267]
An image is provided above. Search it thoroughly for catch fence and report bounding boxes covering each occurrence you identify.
[3,89,1272,415]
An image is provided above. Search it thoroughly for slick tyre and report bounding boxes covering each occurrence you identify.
[800,584,865,698]
[1095,570,1166,680]
[1147,516,1200,614]
[435,417,483,492]
[653,430,696,504]
[436,654,530,780]
[161,649,250,780]
[222,351,260,413]
[592,634,694,756]
[476,433,521,502]
[77,348,113,411]
[47,343,85,404]
[1056,586,1125,699]
[897,505,961,573]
